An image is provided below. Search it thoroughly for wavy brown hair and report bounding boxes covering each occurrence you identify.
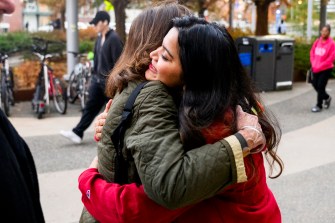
[105,1,191,97]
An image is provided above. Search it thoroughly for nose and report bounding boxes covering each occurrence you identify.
[149,48,157,60]
[150,46,161,61]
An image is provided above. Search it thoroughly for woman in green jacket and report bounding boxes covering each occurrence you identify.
[80,1,266,222]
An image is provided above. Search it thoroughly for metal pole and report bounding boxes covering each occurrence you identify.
[319,0,327,32]
[66,0,79,76]
[307,0,313,41]
[251,4,256,33]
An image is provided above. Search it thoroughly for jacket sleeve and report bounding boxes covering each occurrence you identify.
[78,168,190,223]
[126,85,247,209]
[110,34,123,65]
[310,39,317,68]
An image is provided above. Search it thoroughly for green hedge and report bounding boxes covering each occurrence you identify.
[0,32,32,53]
[0,31,94,57]
[293,41,312,81]
[79,40,94,53]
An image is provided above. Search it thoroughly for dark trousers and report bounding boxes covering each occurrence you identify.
[73,75,109,138]
[312,68,332,108]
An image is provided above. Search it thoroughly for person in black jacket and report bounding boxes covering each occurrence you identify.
[0,107,45,222]
[0,1,44,222]
[61,11,123,143]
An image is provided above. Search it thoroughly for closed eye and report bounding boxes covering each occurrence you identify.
[161,54,168,61]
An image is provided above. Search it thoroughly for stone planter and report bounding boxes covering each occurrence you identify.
[14,88,35,102]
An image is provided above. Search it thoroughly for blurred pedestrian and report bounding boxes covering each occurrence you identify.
[277,19,286,34]
[60,11,123,143]
[310,24,335,112]
[25,21,29,31]
[0,2,45,222]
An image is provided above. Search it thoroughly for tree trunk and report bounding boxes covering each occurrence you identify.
[112,0,128,43]
[255,1,271,35]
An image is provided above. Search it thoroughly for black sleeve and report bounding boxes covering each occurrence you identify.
[0,110,44,222]
[92,39,99,74]
[110,33,123,65]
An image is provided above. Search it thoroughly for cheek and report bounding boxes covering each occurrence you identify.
[167,68,183,87]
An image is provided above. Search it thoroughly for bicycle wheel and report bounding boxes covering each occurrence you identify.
[37,110,44,119]
[67,71,78,103]
[52,77,67,114]
[34,83,46,119]
[79,74,90,110]
[1,71,10,116]
[8,69,15,106]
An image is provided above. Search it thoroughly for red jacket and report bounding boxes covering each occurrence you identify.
[79,111,281,223]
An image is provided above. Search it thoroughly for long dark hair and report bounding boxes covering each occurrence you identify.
[105,1,191,97]
[173,16,283,178]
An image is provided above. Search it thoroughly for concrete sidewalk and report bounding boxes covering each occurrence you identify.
[8,80,335,223]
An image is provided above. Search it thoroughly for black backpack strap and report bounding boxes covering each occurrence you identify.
[112,81,148,184]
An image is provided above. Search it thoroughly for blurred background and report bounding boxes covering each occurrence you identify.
[0,0,333,99]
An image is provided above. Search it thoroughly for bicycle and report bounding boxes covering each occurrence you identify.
[66,51,92,110]
[31,37,67,119]
[0,52,15,116]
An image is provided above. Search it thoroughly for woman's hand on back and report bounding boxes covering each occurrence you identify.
[94,99,112,142]
[235,105,266,155]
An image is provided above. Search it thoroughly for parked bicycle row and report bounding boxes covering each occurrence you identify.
[0,37,93,119]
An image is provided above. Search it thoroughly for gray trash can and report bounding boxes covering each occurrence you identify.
[273,36,295,90]
[236,36,277,91]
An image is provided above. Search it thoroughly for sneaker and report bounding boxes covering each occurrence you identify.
[324,96,332,109]
[311,106,322,113]
[60,130,82,144]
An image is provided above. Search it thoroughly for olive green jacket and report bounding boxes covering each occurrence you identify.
[80,81,247,222]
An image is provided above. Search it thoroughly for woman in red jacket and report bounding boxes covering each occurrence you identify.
[79,16,283,222]
[309,24,335,112]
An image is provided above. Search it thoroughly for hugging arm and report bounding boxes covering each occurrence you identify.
[92,83,265,210]
[126,85,247,209]
[79,168,191,223]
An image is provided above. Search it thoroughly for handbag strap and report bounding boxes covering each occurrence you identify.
[111,81,148,184]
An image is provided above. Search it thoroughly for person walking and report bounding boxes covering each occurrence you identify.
[310,24,335,112]
[60,11,123,143]
[277,19,286,34]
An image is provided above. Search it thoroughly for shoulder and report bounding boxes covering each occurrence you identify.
[106,29,122,42]
[136,81,173,106]
[330,38,335,46]
[130,81,177,120]
[141,81,169,95]
[313,38,320,44]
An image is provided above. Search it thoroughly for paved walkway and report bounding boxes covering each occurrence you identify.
[8,80,335,223]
